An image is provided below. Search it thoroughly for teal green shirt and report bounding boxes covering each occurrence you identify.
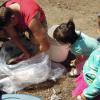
[71,31,100,57]
[83,47,100,99]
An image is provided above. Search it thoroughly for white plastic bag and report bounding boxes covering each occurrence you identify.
[0,49,51,93]
[49,61,66,81]
[0,48,66,93]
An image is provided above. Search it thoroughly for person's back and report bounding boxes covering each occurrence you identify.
[82,46,100,99]
[72,46,100,99]
[4,0,46,30]
[71,31,100,57]
[83,46,100,84]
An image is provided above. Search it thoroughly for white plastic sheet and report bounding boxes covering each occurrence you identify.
[0,48,66,93]
[0,48,51,93]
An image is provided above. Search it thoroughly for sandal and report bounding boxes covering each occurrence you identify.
[68,67,80,77]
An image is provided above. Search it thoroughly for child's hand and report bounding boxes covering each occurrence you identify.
[76,95,87,100]
[71,95,87,100]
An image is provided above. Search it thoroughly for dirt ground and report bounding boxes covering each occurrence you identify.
[1,0,100,100]
[38,0,100,37]
[19,0,100,100]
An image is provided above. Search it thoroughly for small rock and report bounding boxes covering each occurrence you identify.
[50,89,61,100]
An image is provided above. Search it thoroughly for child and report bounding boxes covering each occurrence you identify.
[72,46,100,100]
[51,19,100,76]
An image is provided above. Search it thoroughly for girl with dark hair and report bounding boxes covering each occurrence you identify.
[53,19,99,56]
[0,0,50,64]
[49,19,100,76]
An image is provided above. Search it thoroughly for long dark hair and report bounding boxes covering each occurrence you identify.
[0,7,14,30]
[53,19,79,44]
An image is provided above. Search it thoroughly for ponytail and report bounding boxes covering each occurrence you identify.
[66,18,75,32]
[53,19,79,44]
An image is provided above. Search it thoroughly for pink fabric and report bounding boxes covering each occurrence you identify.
[76,56,87,74]
[72,73,88,97]
[72,73,100,100]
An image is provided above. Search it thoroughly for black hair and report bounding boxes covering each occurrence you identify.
[53,19,79,44]
[0,7,14,30]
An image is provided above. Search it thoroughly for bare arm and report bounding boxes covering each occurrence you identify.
[28,17,50,53]
[4,27,31,58]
